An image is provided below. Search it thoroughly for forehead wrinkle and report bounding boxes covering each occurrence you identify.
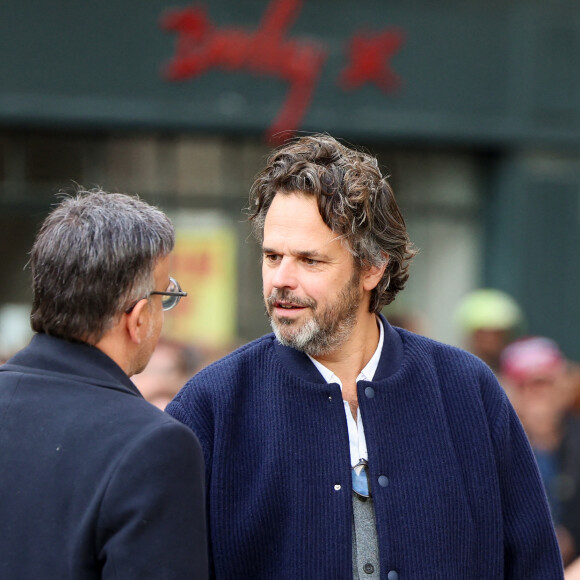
[302,233,350,260]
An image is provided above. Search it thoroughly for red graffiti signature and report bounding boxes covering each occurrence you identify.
[340,29,405,92]
[161,0,404,142]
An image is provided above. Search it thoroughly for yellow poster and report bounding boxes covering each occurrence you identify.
[164,211,237,349]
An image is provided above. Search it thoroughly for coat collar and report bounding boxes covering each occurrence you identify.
[273,313,404,384]
[3,333,141,397]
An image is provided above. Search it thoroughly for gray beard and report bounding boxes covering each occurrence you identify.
[270,315,355,357]
[267,273,361,357]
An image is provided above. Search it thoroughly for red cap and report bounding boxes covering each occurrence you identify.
[501,336,565,384]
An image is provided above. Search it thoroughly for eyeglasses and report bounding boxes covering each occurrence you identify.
[125,277,187,313]
[352,459,371,499]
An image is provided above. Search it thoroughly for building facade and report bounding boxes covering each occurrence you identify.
[1,0,579,359]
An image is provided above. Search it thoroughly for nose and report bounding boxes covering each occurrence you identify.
[269,256,298,290]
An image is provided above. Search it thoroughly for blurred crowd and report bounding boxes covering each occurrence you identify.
[131,337,238,411]
[132,338,205,411]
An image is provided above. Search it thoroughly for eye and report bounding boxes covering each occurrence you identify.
[264,253,281,263]
[303,257,319,266]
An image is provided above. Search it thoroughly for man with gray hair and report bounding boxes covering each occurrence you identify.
[168,134,562,578]
[0,189,207,579]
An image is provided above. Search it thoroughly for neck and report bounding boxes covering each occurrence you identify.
[95,328,132,376]
[312,311,380,396]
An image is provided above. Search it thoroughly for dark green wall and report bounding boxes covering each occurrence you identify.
[1,0,579,146]
[486,153,580,360]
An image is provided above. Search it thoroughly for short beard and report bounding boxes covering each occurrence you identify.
[267,271,361,357]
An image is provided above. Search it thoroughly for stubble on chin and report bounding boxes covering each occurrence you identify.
[270,315,320,352]
[269,307,355,358]
[266,272,361,357]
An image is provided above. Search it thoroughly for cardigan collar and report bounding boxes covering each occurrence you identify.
[4,332,141,397]
[273,313,404,384]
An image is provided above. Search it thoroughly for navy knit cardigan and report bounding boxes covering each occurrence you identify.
[167,320,563,579]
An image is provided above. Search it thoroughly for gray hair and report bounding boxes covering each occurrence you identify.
[248,134,417,312]
[30,188,175,344]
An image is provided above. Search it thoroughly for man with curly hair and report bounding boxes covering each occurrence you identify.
[168,134,563,579]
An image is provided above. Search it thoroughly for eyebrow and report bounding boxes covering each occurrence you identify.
[262,246,332,261]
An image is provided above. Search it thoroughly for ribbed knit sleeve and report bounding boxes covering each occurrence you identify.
[431,336,564,578]
[480,369,564,578]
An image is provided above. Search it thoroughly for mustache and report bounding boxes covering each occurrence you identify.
[266,288,316,309]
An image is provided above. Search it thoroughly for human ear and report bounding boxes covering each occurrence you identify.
[362,256,389,292]
[126,299,150,344]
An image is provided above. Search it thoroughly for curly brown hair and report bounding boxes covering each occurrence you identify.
[248,134,417,313]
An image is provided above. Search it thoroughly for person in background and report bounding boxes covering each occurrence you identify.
[0,189,207,579]
[501,336,580,568]
[454,288,524,377]
[168,133,563,578]
[133,337,204,410]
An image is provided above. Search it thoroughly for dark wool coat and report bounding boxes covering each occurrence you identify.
[0,333,207,579]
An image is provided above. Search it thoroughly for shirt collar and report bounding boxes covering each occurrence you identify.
[307,316,384,387]
[6,333,141,396]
